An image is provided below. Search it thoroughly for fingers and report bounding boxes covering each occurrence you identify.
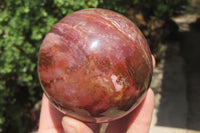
[62,117,94,133]
[39,94,99,133]
[38,94,65,133]
[105,89,154,133]
[152,55,156,70]
[126,89,154,133]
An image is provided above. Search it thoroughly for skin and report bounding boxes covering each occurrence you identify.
[38,55,155,133]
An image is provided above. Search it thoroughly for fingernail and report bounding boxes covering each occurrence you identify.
[62,117,76,133]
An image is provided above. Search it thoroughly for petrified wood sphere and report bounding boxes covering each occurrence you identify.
[38,8,153,123]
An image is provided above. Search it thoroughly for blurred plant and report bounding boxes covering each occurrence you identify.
[0,0,187,132]
[0,0,98,132]
[98,0,188,18]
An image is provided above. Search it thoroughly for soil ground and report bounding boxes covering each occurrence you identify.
[150,5,200,133]
[180,15,200,133]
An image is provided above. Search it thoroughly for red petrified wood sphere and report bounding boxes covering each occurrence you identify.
[38,8,153,123]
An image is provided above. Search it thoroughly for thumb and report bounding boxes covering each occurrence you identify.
[62,116,94,133]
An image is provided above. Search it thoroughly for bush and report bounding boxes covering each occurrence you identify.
[0,0,99,132]
[0,0,187,132]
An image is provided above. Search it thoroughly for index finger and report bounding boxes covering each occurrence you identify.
[38,94,65,133]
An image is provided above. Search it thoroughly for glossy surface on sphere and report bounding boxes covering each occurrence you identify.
[38,8,153,123]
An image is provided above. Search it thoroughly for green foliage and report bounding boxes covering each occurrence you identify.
[0,0,187,132]
[98,0,188,19]
[0,0,99,132]
[133,0,187,18]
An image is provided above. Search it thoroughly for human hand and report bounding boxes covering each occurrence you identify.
[38,56,155,133]
[38,89,154,133]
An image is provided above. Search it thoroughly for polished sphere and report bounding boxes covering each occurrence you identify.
[38,8,153,123]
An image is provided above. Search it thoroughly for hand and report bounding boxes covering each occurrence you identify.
[38,89,154,133]
[38,56,155,133]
